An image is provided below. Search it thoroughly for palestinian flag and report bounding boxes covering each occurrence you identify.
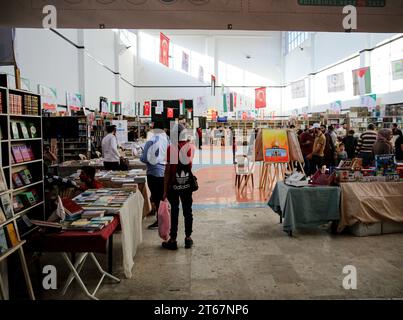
[179,99,185,116]
[352,67,372,96]
[223,93,228,113]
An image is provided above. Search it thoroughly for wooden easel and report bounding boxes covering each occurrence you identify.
[259,162,288,193]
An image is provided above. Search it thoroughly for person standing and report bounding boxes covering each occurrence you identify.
[342,130,358,159]
[392,123,402,137]
[197,127,203,150]
[141,121,169,229]
[373,128,393,156]
[102,125,121,171]
[299,127,314,175]
[323,125,336,168]
[395,131,403,161]
[356,124,378,167]
[162,124,196,250]
[307,124,326,173]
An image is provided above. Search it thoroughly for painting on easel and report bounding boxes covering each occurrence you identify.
[262,129,289,163]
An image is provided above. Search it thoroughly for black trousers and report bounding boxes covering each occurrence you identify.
[168,190,193,240]
[147,175,164,212]
[310,155,324,173]
[104,161,121,171]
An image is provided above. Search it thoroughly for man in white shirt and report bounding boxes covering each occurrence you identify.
[102,125,121,171]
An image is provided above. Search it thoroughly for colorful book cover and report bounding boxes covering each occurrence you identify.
[19,170,31,185]
[0,194,14,219]
[6,223,19,247]
[0,169,8,192]
[19,192,37,207]
[12,172,24,188]
[11,145,24,163]
[19,145,31,162]
[26,146,35,161]
[12,195,25,213]
[0,206,6,224]
[0,228,8,254]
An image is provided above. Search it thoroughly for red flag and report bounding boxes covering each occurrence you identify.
[234,92,237,108]
[160,33,170,67]
[242,112,247,120]
[167,107,174,118]
[255,87,266,109]
[144,101,151,116]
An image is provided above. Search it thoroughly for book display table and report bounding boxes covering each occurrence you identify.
[268,181,341,236]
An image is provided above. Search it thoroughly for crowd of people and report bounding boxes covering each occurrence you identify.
[296,122,403,176]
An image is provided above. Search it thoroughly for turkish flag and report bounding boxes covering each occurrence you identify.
[255,87,266,109]
[160,33,170,67]
[144,101,151,116]
[242,112,247,120]
[167,107,174,118]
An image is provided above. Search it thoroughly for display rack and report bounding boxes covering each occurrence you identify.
[0,85,41,300]
[57,115,90,162]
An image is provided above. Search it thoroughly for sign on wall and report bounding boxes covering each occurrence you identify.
[327,72,345,93]
[160,32,170,67]
[391,59,403,80]
[39,84,57,112]
[67,92,83,112]
[329,100,342,114]
[291,79,306,99]
[112,120,128,145]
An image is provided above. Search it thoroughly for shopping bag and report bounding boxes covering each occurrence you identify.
[158,200,171,240]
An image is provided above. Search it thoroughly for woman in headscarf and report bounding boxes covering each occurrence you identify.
[373,128,393,156]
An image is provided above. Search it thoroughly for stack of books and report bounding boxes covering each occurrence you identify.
[62,198,84,221]
[81,209,106,219]
[61,216,114,231]
[73,189,132,209]
[10,120,39,139]
[12,189,39,213]
[9,94,23,114]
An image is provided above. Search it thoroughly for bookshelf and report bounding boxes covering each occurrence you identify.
[0,85,43,300]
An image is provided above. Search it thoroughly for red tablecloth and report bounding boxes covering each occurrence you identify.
[35,216,120,253]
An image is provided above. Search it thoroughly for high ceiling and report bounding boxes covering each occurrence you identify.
[1,0,403,32]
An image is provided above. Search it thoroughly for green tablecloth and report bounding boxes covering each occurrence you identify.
[268,181,341,233]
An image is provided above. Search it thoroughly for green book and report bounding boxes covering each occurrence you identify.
[19,122,30,139]
[19,192,37,207]
[27,122,38,138]
[11,121,20,139]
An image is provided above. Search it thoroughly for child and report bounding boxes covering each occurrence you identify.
[337,143,348,164]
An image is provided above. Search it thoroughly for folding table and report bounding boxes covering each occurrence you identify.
[34,216,121,300]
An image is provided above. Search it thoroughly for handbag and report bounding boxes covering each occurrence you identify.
[158,200,171,240]
[172,163,198,193]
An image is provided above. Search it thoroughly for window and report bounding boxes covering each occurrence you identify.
[286,32,310,54]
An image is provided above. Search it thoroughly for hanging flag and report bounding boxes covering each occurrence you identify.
[160,32,170,67]
[352,67,372,96]
[255,87,266,109]
[223,93,228,113]
[234,92,237,108]
[242,112,247,120]
[211,75,216,96]
[144,101,151,116]
[179,99,185,116]
[167,107,174,119]
[229,92,234,112]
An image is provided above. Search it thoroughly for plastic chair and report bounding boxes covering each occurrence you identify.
[235,156,255,190]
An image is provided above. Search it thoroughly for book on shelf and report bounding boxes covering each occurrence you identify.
[0,169,8,192]
[27,122,38,138]
[0,227,8,254]
[19,144,32,162]
[18,191,37,208]
[27,145,35,160]
[12,195,25,213]
[0,206,6,224]
[11,121,20,139]
[11,145,24,163]
[6,223,19,247]
[19,122,30,139]
[12,172,24,188]
[19,169,32,185]
[0,194,13,219]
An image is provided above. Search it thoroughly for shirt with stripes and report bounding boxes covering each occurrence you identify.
[356,130,377,154]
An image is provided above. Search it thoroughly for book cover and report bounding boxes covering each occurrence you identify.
[28,122,38,138]
[0,206,6,224]
[0,169,8,192]
[19,122,30,139]
[12,172,24,188]
[0,228,8,254]
[19,170,31,185]
[19,145,31,162]
[12,195,25,213]
[11,145,24,163]
[0,194,13,219]
[19,192,37,207]
[26,146,35,161]
[11,121,20,139]
[62,198,84,216]
[6,223,19,247]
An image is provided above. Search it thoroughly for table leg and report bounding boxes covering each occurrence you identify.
[108,234,113,274]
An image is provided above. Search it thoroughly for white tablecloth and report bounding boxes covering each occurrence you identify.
[119,190,144,278]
